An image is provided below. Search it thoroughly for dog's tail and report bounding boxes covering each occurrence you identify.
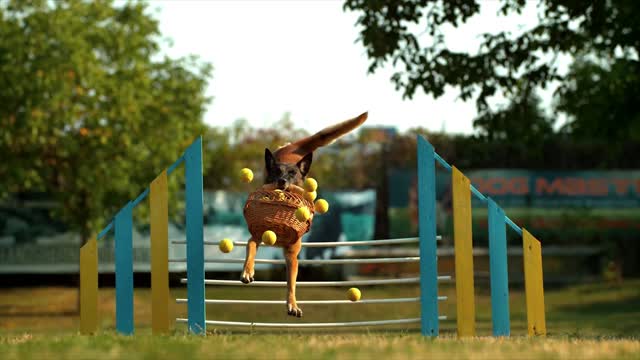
[274,112,368,163]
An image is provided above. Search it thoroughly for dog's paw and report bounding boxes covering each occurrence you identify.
[287,304,303,318]
[240,271,254,284]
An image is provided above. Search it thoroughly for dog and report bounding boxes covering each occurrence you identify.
[241,112,368,317]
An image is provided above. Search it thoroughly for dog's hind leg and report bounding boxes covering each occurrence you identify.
[284,240,303,317]
[241,237,260,284]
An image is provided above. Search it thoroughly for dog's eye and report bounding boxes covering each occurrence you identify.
[288,170,296,176]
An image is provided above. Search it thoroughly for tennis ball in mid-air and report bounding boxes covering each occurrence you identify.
[303,178,318,192]
[295,207,311,222]
[303,191,317,202]
[262,230,277,245]
[347,288,361,302]
[314,199,329,214]
[219,238,234,253]
[240,168,254,183]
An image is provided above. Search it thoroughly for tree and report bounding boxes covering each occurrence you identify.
[473,88,554,143]
[343,0,640,136]
[557,58,640,142]
[0,0,212,245]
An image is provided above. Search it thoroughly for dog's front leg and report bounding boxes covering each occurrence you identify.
[241,237,260,284]
[284,240,303,317]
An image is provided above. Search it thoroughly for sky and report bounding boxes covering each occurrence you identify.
[149,0,547,135]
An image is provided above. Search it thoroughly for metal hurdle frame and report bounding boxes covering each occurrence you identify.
[173,236,450,329]
[80,134,546,338]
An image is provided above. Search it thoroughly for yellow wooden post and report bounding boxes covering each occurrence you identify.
[452,166,476,337]
[523,229,546,336]
[80,237,98,334]
[150,170,170,334]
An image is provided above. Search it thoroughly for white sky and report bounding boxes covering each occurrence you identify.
[149,0,548,135]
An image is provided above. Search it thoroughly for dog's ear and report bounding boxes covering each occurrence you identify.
[265,148,276,170]
[296,152,313,177]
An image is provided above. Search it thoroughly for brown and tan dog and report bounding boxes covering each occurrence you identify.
[241,112,368,317]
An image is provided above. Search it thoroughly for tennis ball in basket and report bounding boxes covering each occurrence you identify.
[303,177,318,192]
[240,168,254,183]
[303,190,317,202]
[219,238,234,253]
[262,230,277,245]
[347,288,361,302]
[314,199,329,214]
[295,206,311,222]
[274,189,285,200]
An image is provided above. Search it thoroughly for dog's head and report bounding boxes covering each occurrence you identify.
[264,148,312,190]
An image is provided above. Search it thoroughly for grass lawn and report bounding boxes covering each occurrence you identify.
[1,279,639,359]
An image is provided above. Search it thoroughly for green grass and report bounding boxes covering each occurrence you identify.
[2,333,639,360]
[1,280,639,359]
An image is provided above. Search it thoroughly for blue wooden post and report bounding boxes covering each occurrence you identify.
[185,137,206,335]
[417,135,439,336]
[488,197,510,336]
[115,201,134,335]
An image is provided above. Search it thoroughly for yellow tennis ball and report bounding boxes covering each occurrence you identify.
[262,230,277,245]
[274,189,285,201]
[240,168,254,183]
[219,238,234,253]
[314,199,329,214]
[347,288,361,302]
[303,190,317,202]
[303,178,318,192]
[295,206,311,222]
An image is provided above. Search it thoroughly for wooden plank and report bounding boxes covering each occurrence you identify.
[185,137,206,335]
[151,170,170,334]
[523,229,547,336]
[452,166,476,337]
[80,237,98,334]
[417,135,440,337]
[488,198,510,336]
[115,202,134,335]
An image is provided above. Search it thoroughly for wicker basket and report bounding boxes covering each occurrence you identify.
[243,189,315,246]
